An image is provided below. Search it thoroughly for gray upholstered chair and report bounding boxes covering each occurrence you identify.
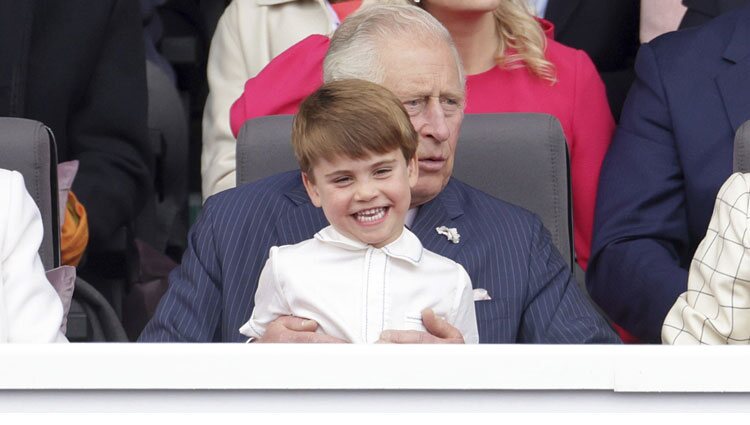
[0,117,127,341]
[0,117,59,269]
[236,113,574,269]
[733,119,750,173]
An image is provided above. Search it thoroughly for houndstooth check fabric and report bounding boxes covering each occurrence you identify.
[662,173,750,344]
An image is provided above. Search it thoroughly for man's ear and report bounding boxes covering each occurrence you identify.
[407,155,419,189]
[302,171,322,207]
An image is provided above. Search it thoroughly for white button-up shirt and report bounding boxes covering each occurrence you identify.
[240,226,479,343]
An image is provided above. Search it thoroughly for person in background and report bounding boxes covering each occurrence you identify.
[0,0,153,269]
[201,0,362,199]
[229,0,614,273]
[587,4,750,343]
[0,169,67,343]
[539,0,640,121]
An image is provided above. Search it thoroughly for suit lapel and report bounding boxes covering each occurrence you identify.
[544,0,581,36]
[716,7,750,134]
[411,180,466,261]
[275,179,327,245]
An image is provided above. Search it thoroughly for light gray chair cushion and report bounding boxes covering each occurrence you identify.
[237,113,573,268]
[0,117,59,269]
[733,119,750,173]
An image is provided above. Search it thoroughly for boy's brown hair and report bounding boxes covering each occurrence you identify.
[292,79,417,179]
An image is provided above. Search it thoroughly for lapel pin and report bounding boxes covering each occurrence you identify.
[436,226,460,244]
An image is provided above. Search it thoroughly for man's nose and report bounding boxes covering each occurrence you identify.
[419,98,450,143]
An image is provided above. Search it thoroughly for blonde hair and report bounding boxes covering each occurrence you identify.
[371,0,556,83]
[493,0,556,83]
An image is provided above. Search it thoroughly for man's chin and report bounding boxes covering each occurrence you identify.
[411,178,448,207]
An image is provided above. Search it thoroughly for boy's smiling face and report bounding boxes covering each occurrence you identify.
[302,149,418,248]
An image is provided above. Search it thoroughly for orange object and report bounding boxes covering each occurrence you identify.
[61,191,88,267]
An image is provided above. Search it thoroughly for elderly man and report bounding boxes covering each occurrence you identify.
[140,4,617,343]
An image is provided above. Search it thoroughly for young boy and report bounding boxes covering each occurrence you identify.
[239,79,478,343]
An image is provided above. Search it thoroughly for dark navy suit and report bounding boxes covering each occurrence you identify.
[141,171,618,343]
[588,5,750,342]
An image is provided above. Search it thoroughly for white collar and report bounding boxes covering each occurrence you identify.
[314,225,424,265]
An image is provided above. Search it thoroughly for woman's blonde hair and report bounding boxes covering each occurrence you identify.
[493,0,556,83]
[369,0,556,83]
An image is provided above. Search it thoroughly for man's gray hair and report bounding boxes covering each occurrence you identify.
[323,3,465,86]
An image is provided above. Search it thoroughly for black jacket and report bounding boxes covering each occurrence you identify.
[545,0,640,120]
[0,0,153,251]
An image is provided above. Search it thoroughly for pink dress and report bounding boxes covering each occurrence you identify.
[230,21,615,271]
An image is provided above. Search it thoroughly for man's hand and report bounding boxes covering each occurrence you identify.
[256,316,347,343]
[377,308,465,344]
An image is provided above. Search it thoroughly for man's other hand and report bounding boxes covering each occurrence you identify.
[256,316,347,343]
[376,308,465,344]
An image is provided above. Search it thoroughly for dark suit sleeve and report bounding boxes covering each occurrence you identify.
[587,43,690,343]
[70,0,152,248]
[520,218,620,343]
[139,198,224,341]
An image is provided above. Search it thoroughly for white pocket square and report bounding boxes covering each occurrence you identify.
[473,288,492,301]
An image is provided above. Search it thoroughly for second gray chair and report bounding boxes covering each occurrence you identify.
[733,119,750,173]
[237,113,574,269]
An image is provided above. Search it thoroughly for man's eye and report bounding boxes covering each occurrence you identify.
[403,99,425,115]
[441,97,462,110]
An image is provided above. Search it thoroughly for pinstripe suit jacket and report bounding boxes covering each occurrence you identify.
[140,171,618,343]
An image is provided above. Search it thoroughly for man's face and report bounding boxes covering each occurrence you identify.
[379,39,465,207]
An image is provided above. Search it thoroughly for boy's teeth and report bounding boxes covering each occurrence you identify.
[355,207,386,222]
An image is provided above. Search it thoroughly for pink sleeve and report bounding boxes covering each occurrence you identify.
[229,35,329,137]
[570,50,615,271]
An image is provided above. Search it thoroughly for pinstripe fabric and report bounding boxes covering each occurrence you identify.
[140,171,619,343]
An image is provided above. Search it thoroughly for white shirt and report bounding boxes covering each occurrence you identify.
[240,226,479,343]
[0,169,67,343]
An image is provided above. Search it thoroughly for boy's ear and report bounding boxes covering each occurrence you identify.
[407,155,419,189]
[302,171,322,207]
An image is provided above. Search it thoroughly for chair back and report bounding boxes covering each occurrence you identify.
[0,117,59,269]
[0,117,128,341]
[733,119,750,172]
[237,113,574,268]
